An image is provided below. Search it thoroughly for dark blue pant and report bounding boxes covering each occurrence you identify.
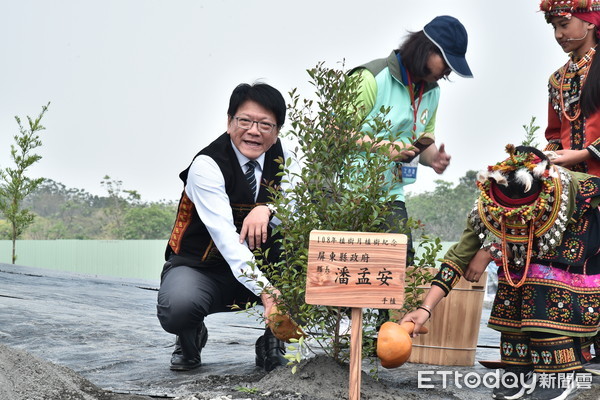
[156,261,260,357]
[385,200,414,265]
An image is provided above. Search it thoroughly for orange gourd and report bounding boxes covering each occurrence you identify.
[376,321,428,369]
[267,304,305,343]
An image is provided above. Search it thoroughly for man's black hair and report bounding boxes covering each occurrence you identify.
[227,83,286,128]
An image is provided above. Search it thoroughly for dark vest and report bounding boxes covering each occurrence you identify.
[165,133,284,267]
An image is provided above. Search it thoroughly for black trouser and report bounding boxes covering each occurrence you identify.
[384,200,414,266]
[376,201,414,327]
[156,261,260,357]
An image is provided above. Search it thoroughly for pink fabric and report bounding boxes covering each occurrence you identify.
[498,263,600,288]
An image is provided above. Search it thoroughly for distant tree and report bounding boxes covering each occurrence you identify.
[0,103,50,263]
[0,220,10,239]
[24,178,98,217]
[406,170,479,242]
[23,178,105,239]
[100,175,141,239]
[122,202,176,239]
[19,177,176,240]
[23,215,67,240]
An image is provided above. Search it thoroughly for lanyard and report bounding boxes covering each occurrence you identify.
[406,72,424,136]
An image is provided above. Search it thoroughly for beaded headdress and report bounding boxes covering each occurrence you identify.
[540,0,600,20]
[468,145,571,286]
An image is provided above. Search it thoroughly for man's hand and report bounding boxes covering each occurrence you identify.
[239,205,271,249]
[260,287,281,323]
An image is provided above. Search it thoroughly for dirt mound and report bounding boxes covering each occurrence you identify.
[254,355,420,400]
[0,344,149,400]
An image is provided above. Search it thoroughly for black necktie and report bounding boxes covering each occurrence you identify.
[245,160,258,199]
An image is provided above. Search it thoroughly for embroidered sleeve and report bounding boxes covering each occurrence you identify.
[587,137,600,161]
[545,140,562,152]
[574,172,600,201]
[431,261,463,295]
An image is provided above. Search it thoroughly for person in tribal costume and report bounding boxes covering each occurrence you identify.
[541,0,600,176]
[402,145,600,400]
[540,0,600,370]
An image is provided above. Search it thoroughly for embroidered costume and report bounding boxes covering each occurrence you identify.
[546,48,600,175]
[166,133,284,272]
[541,0,600,372]
[431,145,600,376]
[542,0,600,176]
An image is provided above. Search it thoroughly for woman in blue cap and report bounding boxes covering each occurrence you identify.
[350,15,473,263]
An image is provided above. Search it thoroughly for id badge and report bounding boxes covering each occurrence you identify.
[401,156,419,181]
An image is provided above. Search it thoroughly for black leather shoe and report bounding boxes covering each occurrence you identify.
[491,366,533,399]
[255,329,287,372]
[170,323,208,371]
[255,335,266,367]
[527,372,581,400]
[170,354,201,371]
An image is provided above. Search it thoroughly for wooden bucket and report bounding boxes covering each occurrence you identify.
[407,269,487,366]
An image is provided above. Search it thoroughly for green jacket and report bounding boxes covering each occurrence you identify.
[352,51,440,201]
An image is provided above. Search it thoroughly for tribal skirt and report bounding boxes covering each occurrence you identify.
[488,264,600,337]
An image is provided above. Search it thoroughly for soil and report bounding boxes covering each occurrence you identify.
[0,344,147,400]
[0,343,421,400]
[2,344,600,400]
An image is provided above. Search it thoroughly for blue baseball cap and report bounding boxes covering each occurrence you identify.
[423,15,473,78]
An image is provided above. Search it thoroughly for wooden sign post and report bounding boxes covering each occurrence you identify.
[305,230,407,400]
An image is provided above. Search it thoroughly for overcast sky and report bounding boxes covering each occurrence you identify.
[0,0,566,202]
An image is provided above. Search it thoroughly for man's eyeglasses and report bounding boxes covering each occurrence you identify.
[233,117,277,134]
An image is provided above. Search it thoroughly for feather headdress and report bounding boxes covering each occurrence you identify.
[470,144,570,254]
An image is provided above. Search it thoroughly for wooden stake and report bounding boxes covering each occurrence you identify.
[349,307,363,400]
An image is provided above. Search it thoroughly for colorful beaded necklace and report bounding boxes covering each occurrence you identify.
[500,219,534,288]
[559,46,596,122]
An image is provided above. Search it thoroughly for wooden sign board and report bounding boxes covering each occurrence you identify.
[305,230,407,309]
